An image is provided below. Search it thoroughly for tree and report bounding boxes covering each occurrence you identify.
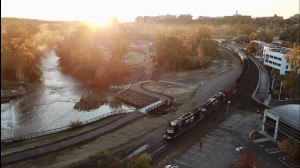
[1,22,42,82]
[246,42,259,55]
[231,149,257,168]
[278,139,300,161]
[127,153,152,168]
[154,27,218,70]
[263,28,274,43]
[108,33,129,59]
[283,45,300,98]
[97,150,121,168]
[249,32,260,41]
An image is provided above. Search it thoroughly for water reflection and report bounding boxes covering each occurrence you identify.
[1,50,135,139]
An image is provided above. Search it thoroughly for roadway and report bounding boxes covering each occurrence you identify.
[190,46,242,109]
[129,81,171,104]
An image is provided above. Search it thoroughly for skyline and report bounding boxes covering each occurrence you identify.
[1,0,299,24]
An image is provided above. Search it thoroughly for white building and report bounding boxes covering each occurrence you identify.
[262,104,300,143]
[263,47,292,75]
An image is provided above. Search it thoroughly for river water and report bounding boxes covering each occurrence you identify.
[1,50,135,140]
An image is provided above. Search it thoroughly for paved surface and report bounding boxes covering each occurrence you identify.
[171,112,286,168]
[228,43,270,105]
[190,46,242,109]
[248,56,270,103]
[129,81,171,104]
[1,111,145,165]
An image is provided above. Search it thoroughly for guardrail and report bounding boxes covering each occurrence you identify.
[3,110,134,142]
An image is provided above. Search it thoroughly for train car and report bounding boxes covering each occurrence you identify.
[221,83,238,100]
[200,92,226,116]
[164,92,225,140]
[164,47,250,141]
[164,107,205,140]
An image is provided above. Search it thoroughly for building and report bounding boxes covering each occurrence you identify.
[178,14,193,20]
[262,104,300,143]
[263,46,292,75]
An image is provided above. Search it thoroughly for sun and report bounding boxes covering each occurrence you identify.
[83,16,116,28]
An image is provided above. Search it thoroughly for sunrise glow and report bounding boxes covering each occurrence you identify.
[1,0,299,22]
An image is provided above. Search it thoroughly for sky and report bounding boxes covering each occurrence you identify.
[1,0,299,23]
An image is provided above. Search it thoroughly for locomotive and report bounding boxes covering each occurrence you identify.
[164,48,249,140]
[164,92,225,140]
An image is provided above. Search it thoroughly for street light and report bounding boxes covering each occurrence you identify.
[278,82,283,100]
[286,98,288,104]
[227,101,231,117]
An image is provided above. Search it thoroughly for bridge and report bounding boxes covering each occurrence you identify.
[111,81,171,113]
[139,100,165,113]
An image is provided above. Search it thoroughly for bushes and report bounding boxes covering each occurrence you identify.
[69,120,82,129]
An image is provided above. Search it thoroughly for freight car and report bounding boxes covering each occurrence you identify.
[163,48,249,140]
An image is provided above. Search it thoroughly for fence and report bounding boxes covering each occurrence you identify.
[6,110,134,142]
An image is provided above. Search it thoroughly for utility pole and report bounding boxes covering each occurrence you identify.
[271,74,276,90]
[278,82,283,100]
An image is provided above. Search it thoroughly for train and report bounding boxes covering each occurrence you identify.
[164,47,249,140]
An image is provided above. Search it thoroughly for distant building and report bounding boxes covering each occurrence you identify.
[135,14,177,23]
[223,14,251,23]
[263,46,292,75]
[198,16,222,20]
[254,14,284,24]
[178,14,193,20]
[262,104,300,143]
[157,14,177,20]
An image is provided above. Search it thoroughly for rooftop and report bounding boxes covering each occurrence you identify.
[267,104,300,130]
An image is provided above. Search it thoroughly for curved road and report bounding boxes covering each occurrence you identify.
[190,46,242,109]
[129,81,171,104]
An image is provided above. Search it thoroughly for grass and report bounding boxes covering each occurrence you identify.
[69,120,82,129]
[250,129,266,140]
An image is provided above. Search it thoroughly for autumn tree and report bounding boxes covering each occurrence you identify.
[154,26,219,70]
[231,149,257,168]
[248,32,260,41]
[127,153,152,168]
[283,45,300,98]
[1,22,42,82]
[55,23,130,87]
[262,28,274,43]
[246,42,260,55]
[278,139,300,161]
[107,32,129,59]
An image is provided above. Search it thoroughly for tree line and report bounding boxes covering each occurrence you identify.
[153,27,220,70]
[55,24,130,87]
[1,22,42,82]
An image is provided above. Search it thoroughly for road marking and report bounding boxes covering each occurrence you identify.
[191,145,213,152]
[187,150,206,158]
[218,125,230,130]
[174,159,195,168]
[181,154,203,163]
[205,135,225,142]
[214,128,225,132]
[202,138,220,144]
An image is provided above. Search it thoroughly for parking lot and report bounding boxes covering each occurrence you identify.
[170,111,286,168]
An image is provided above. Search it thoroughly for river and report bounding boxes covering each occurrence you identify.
[1,50,135,140]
